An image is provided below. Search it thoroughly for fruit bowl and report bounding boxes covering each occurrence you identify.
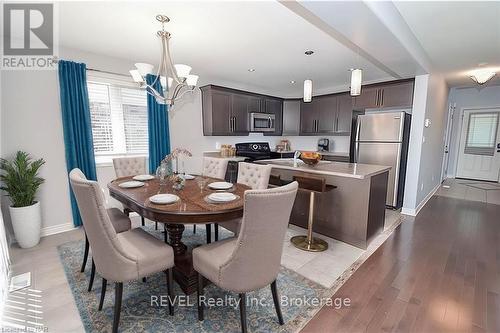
[299,152,322,166]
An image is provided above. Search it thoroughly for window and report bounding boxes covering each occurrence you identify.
[87,81,148,160]
[464,112,499,156]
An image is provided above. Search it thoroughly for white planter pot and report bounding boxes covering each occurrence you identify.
[9,202,41,249]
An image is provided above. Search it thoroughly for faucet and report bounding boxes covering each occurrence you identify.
[293,151,301,167]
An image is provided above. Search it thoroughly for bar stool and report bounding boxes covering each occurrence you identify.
[290,175,335,252]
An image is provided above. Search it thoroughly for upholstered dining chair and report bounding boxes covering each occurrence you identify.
[69,169,175,333]
[194,181,298,333]
[216,162,272,237]
[112,156,154,228]
[199,157,229,242]
[73,169,132,293]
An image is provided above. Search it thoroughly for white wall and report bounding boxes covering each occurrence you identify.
[446,85,500,178]
[402,73,449,215]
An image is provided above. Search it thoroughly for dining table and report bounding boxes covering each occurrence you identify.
[108,175,250,294]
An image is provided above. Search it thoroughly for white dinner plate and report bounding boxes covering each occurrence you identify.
[208,181,233,190]
[149,194,180,205]
[207,192,237,202]
[180,174,195,180]
[118,181,145,189]
[133,174,155,181]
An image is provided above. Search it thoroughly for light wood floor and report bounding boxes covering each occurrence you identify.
[301,195,500,332]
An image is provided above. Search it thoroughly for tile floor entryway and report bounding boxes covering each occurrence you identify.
[3,209,401,332]
[436,178,500,204]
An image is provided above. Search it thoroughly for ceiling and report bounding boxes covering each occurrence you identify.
[394,1,500,86]
[58,1,500,96]
[58,1,393,98]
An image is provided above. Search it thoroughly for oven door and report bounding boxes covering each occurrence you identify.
[250,113,275,132]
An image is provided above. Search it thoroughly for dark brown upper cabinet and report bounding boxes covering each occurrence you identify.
[354,79,414,110]
[300,93,353,136]
[201,85,282,136]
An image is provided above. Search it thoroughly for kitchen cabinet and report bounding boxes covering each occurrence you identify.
[336,93,354,134]
[282,100,301,135]
[300,94,352,135]
[201,85,283,136]
[379,81,414,108]
[300,101,317,134]
[201,86,249,136]
[354,80,414,110]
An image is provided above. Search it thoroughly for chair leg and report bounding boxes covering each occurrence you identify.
[164,224,168,243]
[112,282,123,333]
[142,277,147,283]
[206,224,211,244]
[214,224,219,241]
[197,272,204,321]
[98,278,107,311]
[81,235,89,272]
[166,269,174,316]
[88,259,95,292]
[193,224,196,234]
[155,222,158,230]
[239,293,247,333]
[270,280,284,325]
[141,216,145,227]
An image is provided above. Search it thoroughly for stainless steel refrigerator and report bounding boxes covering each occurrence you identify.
[351,111,411,208]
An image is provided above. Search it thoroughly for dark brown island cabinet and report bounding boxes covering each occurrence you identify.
[200,85,283,136]
[200,79,414,137]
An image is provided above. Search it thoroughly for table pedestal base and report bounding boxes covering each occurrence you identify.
[165,223,205,295]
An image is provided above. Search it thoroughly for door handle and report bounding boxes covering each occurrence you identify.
[229,117,232,132]
[381,89,384,107]
[376,90,380,107]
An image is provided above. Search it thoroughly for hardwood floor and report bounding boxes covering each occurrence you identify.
[301,195,500,332]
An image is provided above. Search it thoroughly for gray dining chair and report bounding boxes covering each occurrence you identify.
[69,168,175,333]
[216,162,272,237]
[200,157,229,242]
[112,156,154,228]
[194,181,298,333]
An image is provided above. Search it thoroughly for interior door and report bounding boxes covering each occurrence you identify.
[456,109,500,181]
[356,142,402,206]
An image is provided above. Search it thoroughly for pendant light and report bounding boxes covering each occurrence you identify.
[350,68,362,96]
[469,68,496,85]
[303,79,312,102]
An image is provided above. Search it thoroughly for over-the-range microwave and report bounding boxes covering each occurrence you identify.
[249,112,275,132]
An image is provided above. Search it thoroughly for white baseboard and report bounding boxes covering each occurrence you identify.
[401,183,441,217]
[40,222,76,237]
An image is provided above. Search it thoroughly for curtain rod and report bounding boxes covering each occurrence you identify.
[52,57,131,78]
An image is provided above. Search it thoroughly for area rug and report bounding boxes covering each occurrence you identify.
[58,226,329,332]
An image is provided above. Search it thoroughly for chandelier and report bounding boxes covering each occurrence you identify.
[129,15,199,107]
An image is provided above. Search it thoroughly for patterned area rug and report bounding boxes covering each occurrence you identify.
[57,226,328,332]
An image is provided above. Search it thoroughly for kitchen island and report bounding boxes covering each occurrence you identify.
[257,159,391,249]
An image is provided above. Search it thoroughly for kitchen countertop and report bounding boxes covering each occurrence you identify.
[272,150,349,157]
[256,158,390,179]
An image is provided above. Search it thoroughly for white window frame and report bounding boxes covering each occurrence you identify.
[87,71,149,165]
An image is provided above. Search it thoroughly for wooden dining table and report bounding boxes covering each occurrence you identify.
[108,175,250,294]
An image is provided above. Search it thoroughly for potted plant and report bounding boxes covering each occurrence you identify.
[0,151,45,248]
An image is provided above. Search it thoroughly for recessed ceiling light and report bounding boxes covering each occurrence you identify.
[305,50,314,56]
[290,80,296,84]
[248,68,255,72]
